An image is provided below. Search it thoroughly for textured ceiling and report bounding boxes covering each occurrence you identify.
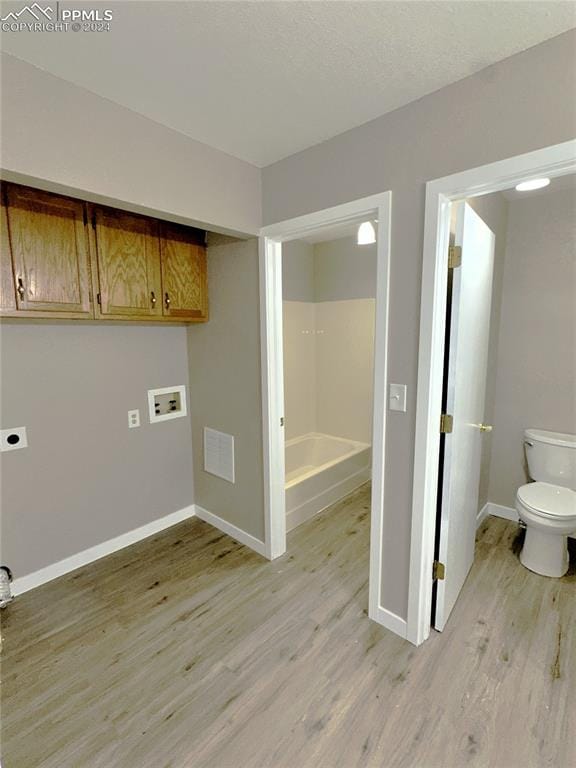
[1,1,574,166]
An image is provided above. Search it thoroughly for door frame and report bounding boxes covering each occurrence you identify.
[407,139,576,646]
[259,191,397,633]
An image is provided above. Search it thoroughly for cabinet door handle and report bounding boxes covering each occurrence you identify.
[165,292,171,310]
[150,291,157,308]
[17,277,25,300]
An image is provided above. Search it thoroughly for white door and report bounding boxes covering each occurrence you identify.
[435,202,495,631]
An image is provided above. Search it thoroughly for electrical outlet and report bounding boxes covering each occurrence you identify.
[0,427,28,452]
[128,410,140,429]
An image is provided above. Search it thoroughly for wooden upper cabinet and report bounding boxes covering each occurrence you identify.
[5,185,93,317]
[0,183,209,324]
[159,222,208,321]
[0,190,17,314]
[90,207,162,319]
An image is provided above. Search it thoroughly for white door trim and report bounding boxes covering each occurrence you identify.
[407,139,576,646]
[259,191,394,632]
[259,234,286,559]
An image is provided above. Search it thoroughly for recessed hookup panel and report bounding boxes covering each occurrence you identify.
[147,386,187,424]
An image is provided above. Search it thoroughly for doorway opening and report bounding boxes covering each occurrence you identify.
[282,229,375,534]
[260,192,402,635]
[408,140,576,646]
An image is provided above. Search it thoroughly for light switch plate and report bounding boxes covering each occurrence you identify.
[0,426,28,452]
[389,383,407,412]
[128,410,140,428]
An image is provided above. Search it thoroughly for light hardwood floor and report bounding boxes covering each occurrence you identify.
[1,484,574,768]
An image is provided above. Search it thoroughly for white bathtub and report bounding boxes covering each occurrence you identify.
[285,432,371,531]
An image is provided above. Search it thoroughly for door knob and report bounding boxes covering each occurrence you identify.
[478,423,493,433]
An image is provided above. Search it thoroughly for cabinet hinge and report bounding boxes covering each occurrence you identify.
[83,208,88,226]
[440,413,453,434]
[448,245,462,270]
[433,560,446,581]
[96,293,101,306]
[92,212,97,230]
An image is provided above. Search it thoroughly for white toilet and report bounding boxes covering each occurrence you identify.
[516,429,576,577]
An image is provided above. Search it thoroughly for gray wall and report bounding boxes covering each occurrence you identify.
[0,53,263,578]
[282,240,315,301]
[314,237,376,301]
[187,236,265,541]
[488,187,576,507]
[0,323,194,577]
[2,32,574,618]
[262,31,576,619]
[282,236,377,302]
[1,54,261,236]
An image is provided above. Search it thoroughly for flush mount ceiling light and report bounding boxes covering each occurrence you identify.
[357,221,376,245]
[515,178,550,192]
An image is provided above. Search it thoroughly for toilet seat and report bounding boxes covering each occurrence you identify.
[516,482,576,521]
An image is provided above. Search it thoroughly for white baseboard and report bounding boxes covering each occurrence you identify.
[370,605,408,640]
[486,502,519,522]
[12,502,267,597]
[12,505,196,596]
[194,505,267,557]
[476,503,491,527]
[478,501,575,539]
[477,502,518,528]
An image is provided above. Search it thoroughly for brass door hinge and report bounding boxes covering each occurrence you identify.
[440,413,453,434]
[448,245,462,269]
[433,560,445,581]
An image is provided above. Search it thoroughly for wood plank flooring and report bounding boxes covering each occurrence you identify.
[1,484,574,768]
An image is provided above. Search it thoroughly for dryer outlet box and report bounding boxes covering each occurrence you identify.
[0,427,28,452]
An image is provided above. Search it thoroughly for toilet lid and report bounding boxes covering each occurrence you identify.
[517,482,576,518]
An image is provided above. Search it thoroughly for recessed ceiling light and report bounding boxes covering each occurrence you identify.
[357,221,376,245]
[515,178,550,192]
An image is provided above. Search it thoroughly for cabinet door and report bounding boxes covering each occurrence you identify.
[91,207,162,319]
[159,223,208,321]
[0,189,17,315]
[6,185,93,317]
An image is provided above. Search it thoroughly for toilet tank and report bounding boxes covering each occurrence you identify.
[524,429,576,489]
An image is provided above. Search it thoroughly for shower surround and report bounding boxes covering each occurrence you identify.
[282,236,376,528]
